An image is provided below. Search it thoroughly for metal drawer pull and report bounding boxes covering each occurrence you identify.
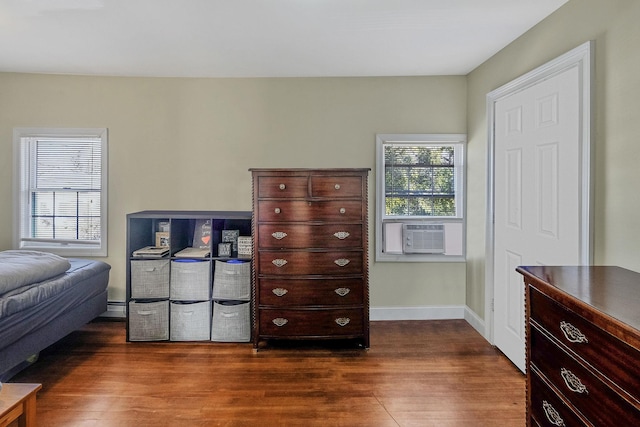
[560,321,589,343]
[335,317,350,327]
[334,184,341,190]
[333,231,350,240]
[542,401,565,426]
[334,288,351,297]
[560,368,588,394]
[339,208,346,214]
[272,259,288,267]
[272,231,288,240]
[334,258,350,267]
[272,318,288,327]
[279,184,286,190]
[272,288,288,297]
[274,208,281,214]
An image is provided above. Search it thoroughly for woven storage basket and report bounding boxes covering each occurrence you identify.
[212,260,251,301]
[170,301,211,341]
[211,300,251,342]
[130,260,170,299]
[128,300,169,341]
[170,259,211,300]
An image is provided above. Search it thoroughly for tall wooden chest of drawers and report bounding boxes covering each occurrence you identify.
[250,168,370,349]
[517,266,640,426]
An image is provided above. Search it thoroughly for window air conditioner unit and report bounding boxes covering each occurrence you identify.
[402,223,445,254]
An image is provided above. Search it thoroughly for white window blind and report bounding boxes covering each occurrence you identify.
[384,144,456,217]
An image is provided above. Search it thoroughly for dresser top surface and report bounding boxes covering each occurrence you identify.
[517,265,640,333]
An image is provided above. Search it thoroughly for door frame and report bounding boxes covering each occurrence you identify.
[484,41,594,346]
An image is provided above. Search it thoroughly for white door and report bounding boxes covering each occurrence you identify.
[493,65,585,372]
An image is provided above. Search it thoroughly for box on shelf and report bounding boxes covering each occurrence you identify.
[170,259,211,300]
[211,300,251,342]
[130,259,170,299]
[128,300,169,341]
[170,301,211,341]
[212,260,251,300]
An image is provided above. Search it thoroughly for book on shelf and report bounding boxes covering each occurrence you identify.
[132,246,170,258]
[174,247,210,258]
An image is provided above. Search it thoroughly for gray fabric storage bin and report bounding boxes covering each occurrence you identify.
[131,260,170,299]
[170,300,211,341]
[128,300,169,341]
[211,300,251,342]
[170,259,211,300]
[212,260,251,301]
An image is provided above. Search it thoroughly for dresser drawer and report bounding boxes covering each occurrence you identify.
[258,250,363,276]
[257,176,309,198]
[530,325,640,426]
[257,200,363,222]
[257,223,363,249]
[310,175,363,198]
[530,286,640,402]
[530,369,587,427]
[259,278,364,307]
[259,308,363,337]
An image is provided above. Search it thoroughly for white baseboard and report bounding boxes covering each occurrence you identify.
[101,301,126,318]
[370,305,486,335]
[370,305,466,321]
[464,306,486,338]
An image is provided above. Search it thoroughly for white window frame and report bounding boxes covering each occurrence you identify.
[375,133,466,262]
[13,128,109,257]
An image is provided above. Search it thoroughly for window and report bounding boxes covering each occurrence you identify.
[14,128,108,257]
[376,134,465,262]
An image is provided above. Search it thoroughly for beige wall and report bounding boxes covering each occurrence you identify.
[466,0,640,317]
[5,0,636,321]
[0,74,467,305]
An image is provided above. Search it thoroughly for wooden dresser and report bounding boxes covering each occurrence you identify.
[517,266,640,426]
[250,168,370,349]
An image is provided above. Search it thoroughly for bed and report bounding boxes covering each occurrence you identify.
[0,250,110,381]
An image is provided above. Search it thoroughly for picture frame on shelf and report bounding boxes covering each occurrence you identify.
[156,232,170,247]
[218,242,232,257]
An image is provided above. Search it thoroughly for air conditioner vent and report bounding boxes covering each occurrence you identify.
[402,223,445,254]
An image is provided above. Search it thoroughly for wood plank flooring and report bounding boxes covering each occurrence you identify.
[10,319,525,426]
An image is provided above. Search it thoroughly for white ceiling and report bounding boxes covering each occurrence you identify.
[0,0,568,78]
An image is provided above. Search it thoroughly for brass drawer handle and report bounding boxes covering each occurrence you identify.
[333,231,350,240]
[272,288,288,297]
[272,259,288,267]
[542,401,565,426]
[560,321,589,343]
[272,318,288,327]
[271,231,288,240]
[339,208,346,214]
[334,184,341,190]
[279,184,286,190]
[560,368,588,394]
[274,208,281,214]
[334,258,350,267]
[334,287,351,297]
[335,317,350,327]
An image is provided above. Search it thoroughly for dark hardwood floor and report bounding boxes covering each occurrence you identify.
[10,319,525,426]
